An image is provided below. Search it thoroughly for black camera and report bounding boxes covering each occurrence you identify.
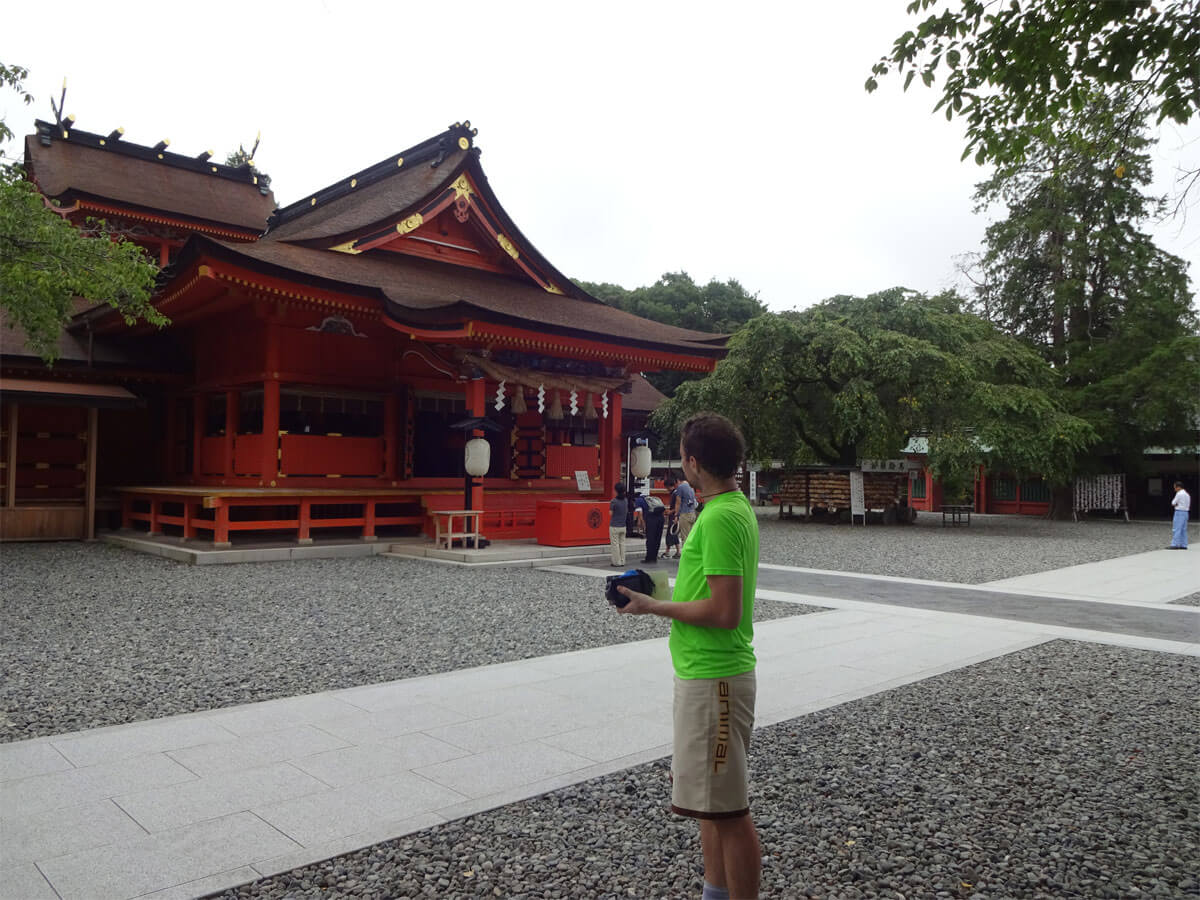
[605,568,656,607]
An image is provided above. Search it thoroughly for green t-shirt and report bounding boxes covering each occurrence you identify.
[668,490,758,679]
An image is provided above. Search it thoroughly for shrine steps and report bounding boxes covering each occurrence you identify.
[101,531,611,568]
[383,539,612,568]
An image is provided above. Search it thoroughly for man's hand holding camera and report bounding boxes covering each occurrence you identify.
[615,584,658,615]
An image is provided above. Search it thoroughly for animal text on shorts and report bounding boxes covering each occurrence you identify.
[714,680,730,773]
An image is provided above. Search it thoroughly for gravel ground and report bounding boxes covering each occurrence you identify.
[0,544,820,743]
[211,641,1199,900]
[755,509,1198,584]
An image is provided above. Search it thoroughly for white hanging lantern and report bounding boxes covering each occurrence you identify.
[494,380,507,412]
[464,437,491,477]
[631,444,652,479]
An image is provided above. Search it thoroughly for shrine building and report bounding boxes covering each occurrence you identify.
[0,119,725,545]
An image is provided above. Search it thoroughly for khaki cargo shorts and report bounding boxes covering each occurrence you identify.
[670,669,756,819]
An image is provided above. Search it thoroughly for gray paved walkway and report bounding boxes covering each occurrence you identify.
[752,565,1200,641]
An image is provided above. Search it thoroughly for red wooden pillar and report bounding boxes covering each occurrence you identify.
[164,396,177,478]
[261,380,280,486]
[467,378,485,511]
[5,403,17,510]
[383,393,398,481]
[147,496,161,536]
[192,394,205,481]
[213,502,231,547]
[601,390,623,499]
[363,499,377,540]
[298,498,312,543]
[85,408,98,540]
[223,391,238,480]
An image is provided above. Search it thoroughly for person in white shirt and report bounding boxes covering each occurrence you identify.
[1169,482,1190,549]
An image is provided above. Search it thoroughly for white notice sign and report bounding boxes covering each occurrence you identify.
[849,470,866,522]
[574,470,592,492]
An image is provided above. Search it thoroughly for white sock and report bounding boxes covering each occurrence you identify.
[702,882,730,900]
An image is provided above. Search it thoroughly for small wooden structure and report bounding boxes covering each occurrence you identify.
[777,467,907,522]
[0,379,140,540]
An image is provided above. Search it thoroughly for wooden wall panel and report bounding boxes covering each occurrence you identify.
[0,506,86,540]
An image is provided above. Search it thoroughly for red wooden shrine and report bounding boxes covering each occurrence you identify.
[1,119,725,544]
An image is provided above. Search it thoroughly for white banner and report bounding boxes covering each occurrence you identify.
[860,459,921,473]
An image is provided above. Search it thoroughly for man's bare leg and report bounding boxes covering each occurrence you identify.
[700,816,760,899]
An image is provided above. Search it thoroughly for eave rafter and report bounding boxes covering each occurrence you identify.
[383,318,717,373]
[72,200,261,242]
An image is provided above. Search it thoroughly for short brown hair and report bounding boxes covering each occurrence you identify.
[680,413,745,480]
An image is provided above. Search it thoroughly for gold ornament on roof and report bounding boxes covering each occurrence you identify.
[458,136,470,150]
[396,214,424,235]
[451,176,474,200]
[497,234,519,259]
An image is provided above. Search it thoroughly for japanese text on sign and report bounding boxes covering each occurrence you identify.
[860,459,920,473]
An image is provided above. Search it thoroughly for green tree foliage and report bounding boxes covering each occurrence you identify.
[868,0,1200,170]
[970,91,1200,470]
[651,289,1095,493]
[1,62,162,363]
[578,271,767,395]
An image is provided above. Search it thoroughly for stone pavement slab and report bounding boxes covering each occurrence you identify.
[984,547,1199,604]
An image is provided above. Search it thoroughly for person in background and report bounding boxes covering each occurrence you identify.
[610,483,629,567]
[634,489,666,563]
[674,472,699,543]
[664,474,681,559]
[1168,481,1190,549]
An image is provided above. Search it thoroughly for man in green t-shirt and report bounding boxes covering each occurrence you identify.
[617,412,760,900]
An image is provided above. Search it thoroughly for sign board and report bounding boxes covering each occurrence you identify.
[574,470,592,492]
[860,459,921,473]
[849,470,865,521]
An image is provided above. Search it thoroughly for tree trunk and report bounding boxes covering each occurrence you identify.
[1046,484,1074,520]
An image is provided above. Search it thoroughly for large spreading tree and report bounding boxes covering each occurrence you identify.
[1,63,162,363]
[578,271,767,396]
[968,90,1199,472]
[651,288,1096,498]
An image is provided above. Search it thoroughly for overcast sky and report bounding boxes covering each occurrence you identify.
[4,0,1197,312]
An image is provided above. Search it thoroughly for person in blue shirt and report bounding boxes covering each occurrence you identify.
[674,474,699,543]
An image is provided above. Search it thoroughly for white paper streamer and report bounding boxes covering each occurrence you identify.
[494,380,506,411]
[601,392,609,419]
[569,389,579,416]
[537,384,545,413]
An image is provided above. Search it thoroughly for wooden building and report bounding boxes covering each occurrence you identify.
[1,119,725,544]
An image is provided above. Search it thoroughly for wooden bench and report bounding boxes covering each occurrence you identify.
[941,504,973,527]
[432,509,484,550]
